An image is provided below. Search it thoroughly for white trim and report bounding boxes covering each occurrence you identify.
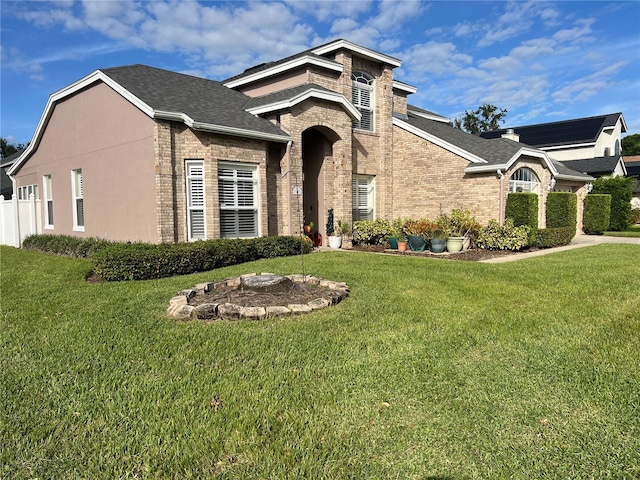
[43,174,53,229]
[555,172,595,182]
[465,147,558,174]
[407,108,451,124]
[392,80,416,94]
[393,117,487,164]
[245,88,361,120]
[223,55,344,89]
[312,39,402,68]
[540,142,595,151]
[185,159,206,241]
[218,161,260,238]
[71,168,84,232]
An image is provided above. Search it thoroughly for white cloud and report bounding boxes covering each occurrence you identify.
[400,41,473,79]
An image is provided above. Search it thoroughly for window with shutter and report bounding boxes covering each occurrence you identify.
[43,174,54,228]
[352,175,375,221]
[186,160,206,241]
[71,169,84,231]
[218,162,258,238]
[351,71,374,131]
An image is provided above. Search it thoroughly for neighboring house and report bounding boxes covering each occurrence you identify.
[1,150,23,198]
[480,113,628,178]
[624,155,640,209]
[7,39,595,245]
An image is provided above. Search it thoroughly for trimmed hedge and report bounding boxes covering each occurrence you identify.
[546,192,577,229]
[476,219,530,251]
[506,192,538,244]
[352,219,393,245]
[536,227,575,248]
[22,234,310,281]
[591,176,633,231]
[583,194,611,235]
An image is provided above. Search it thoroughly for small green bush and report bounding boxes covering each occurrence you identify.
[22,234,114,257]
[546,192,577,229]
[583,194,612,235]
[352,219,393,245]
[591,176,633,231]
[506,192,538,244]
[631,208,640,225]
[536,227,575,248]
[476,219,530,251]
[92,236,309,281]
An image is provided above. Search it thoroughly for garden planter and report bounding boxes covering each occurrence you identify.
[388,237,399,250]
[407,234,427,252]
[397,241,408,252]
[446,236,464,253]
[429,238,446,253]
[328,235,342,249]
[463,235,471,250]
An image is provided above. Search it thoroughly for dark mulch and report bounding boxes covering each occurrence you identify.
[352,244,527,261]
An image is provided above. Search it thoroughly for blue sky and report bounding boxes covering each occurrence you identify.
[2,0,639,146]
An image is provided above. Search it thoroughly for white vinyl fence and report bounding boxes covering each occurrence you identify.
[0,194,42,247]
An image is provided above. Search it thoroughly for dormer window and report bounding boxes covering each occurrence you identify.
[351,71,374,131]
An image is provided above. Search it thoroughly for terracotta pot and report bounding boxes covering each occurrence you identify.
[303,225,311,234]
[397,241,408,252]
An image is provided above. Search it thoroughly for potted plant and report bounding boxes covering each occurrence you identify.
[429,229,447,253]
[326,208,342,249]
[303,221,314,234]
[337,220,351,248]
[403,219,430,252]
[447,209,481,252]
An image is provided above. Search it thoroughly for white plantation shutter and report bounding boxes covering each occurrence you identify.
[71,169,84,229]
[351,71,374,131]
[352,175,375,221]
[43,175,54,227]
[218,163,258,238]
[186,160,206,240]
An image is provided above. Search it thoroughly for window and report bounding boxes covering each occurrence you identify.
[186,160,206,241]
[352,175,375,221]
[509,167,540,194]
[71,169,84,231]
[17,184,39,200]
[218,162,258,238]
[43,175,53,228]
[351,71,374,131]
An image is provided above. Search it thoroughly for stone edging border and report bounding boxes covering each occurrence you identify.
[167,272,350,321]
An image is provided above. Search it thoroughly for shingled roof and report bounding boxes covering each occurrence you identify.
[478,113,626,148]
[101,65,288,140]
[562,156,625,176]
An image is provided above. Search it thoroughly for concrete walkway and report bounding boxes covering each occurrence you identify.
[481,233,640,263]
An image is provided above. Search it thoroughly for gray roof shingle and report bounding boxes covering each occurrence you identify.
[243,83,336,110]
[101,64,287,139]
[561,156,622,175]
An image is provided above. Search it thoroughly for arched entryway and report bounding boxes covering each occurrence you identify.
[301,127,340,240]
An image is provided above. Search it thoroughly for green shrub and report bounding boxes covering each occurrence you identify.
[506,192,538,244]
[536,227,575,248]
[476,219,530,251]
[631,208,640,225]
[583,194,612,235]
[352,219,393,245]
[591,176,633,231]
[22,234,114,258]
[546,192,577,229]
[89,236,309,281]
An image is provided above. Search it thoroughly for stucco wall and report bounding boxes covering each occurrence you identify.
[13,82,157,242]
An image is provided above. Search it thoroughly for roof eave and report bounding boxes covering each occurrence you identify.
[223,55,343,89]
[407,108,450,124]
[311,39,402,68]
[245,88,361,121]
[392,80,417,94]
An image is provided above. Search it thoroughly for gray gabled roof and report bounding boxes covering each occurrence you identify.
[561,156,624,176]
[101,64,288,140]
[243,83,335,110]
[479,113,626,148]
[1,149,24,168]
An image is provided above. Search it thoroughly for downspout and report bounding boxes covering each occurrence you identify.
[497,169,505,225]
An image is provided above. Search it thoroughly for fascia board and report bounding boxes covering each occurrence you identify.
[393,117,486,164]
[153,110,290,143]
[620,114,628,132]
[556,173,595,182]
[312,39,402,67]
[392,80,417,94]
[223,55,343,89]
[407,109,450,124]
[541,142,595,151]
[465,148,558,176]
[245,88,361,120]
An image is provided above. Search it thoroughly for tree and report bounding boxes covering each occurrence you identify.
[1,137,26,159]
[452,103,508,134]
[621,133,640,156]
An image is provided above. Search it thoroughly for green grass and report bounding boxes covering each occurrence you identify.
[604,224,640,237]
[2,245,639,479]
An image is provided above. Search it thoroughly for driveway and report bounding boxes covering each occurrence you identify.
[481,233,640,263]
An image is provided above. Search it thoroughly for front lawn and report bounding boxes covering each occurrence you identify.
[1,245,639,479]
[604,224,640,237]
